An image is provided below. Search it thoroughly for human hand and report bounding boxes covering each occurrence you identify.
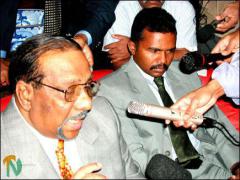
[74,34,94,67]
[215,2,239,32]
[104,34,131,65]
[73,162,107,179]
[229,162,240,180]
[167,80,224,130]
[229,170,240,180]
[0,59,10,87]
[211,30,239,56]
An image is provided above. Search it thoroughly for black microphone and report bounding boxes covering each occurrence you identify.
[179,51,233,74]
[197,19,224,43]
[145,154,192,179]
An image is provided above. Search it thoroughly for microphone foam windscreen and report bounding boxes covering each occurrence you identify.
[179,51,203,74]
[145,154,192,179]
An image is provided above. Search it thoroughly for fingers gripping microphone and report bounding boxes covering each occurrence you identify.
[197,19,224,43]
[179,51,233,74]
[145,154,192,179]
[127,101,203,125]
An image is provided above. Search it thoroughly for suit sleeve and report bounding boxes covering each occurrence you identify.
[82,0,119,48]
[99,96,144,178]
[116,111,145,179]
[0,0,19,56]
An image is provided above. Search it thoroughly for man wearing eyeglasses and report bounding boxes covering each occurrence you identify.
[1,34,143,179]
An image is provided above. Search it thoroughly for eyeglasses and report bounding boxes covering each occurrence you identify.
[35,80,99,102]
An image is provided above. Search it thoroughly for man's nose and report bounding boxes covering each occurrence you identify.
[73,90,92,112]
[156,51,167,63]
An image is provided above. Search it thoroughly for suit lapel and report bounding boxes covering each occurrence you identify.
[2,99,58,178]
[124,59,159,105]
[74,101,101,165]
[165,61,202,101]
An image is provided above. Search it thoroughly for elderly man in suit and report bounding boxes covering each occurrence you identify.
[98,8,239,179]
[1,34,143,179]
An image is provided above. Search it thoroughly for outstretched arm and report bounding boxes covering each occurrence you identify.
[169,79,224,130]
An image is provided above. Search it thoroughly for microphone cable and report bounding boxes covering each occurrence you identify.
[200,117,240,146]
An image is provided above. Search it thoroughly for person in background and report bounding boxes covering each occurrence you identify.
[0,0,19,86]
[1,34,143,179]
[98,8,239,179]
[103,0,197,69]
[170,29,239,127]
[0,0,120,86]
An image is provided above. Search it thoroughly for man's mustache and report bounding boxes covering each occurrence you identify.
[57,110,89,140]
[64,111,88,123]
[150,63,168,70]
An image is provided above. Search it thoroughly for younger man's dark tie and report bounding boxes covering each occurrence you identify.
[154,77,201,167]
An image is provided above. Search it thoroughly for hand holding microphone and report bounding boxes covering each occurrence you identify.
[211,29,239,56]
[197,19,225,43]
[127,101,204,126]
[215,2,239,33]
[179,51,233,74]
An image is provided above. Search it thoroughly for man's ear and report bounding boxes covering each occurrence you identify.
[127,41,136,55]
[15,80,34,111]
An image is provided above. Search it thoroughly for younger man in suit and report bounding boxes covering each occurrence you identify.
[1,34,143,179]
[98,8,239,179]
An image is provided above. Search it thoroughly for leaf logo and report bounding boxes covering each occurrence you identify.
[3,155,22,177]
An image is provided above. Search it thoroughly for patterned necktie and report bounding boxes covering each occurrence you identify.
[44,0,62,35]
[56,139,73,179]
[154,77,201,167]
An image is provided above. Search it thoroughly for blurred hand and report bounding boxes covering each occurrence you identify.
[0,59,10,87]
[167,80,224,130]
[104,34,131,69]
[229,166,240,180]
[211,30,239,56]
[215,2,239,32]
[74,34,94,67]
[73,162,107,179]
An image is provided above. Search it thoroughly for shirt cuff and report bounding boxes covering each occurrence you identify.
[76,30,92,46]
[0,50,7,59]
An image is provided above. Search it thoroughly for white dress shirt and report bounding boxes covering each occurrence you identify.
[103,1,197,52]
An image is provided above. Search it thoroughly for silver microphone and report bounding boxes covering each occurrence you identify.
[127,101,203,125]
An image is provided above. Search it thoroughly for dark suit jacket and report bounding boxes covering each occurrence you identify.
[0,0,119,57]
[0,0,19,57]
[62,0,119,49]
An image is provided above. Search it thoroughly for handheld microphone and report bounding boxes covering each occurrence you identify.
[127,101,203,125]
[197,19,225,43]
[179,51,233,74]
[145,154,192,179]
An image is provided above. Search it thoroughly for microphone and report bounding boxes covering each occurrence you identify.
[127,101,203,125]
[179,51,233,74]
[197,19,224,43]
[145,154,192,179]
